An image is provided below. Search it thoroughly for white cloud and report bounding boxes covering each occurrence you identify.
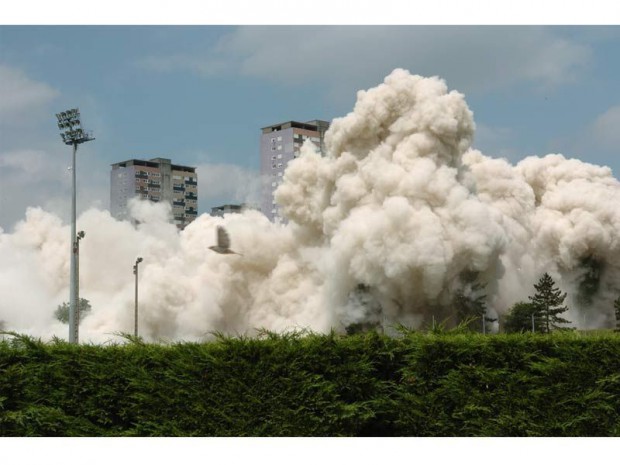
[139,26,590,95]
[0,147,109,232]
[548,104,620,177]
[0,149,69,230]
[0,64,59,124]
[0,65,107,230]
[587,105,620,151]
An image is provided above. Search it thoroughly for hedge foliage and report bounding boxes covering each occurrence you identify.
[1,331,619,436]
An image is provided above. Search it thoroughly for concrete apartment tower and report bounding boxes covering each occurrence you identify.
[110,157,198,229]
[260,120,330,223]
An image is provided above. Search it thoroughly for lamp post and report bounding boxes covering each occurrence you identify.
[133,257,143,337]
[75,230,85,343]
[56,108,94,344]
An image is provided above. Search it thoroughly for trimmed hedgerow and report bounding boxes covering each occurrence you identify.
[1,331,619,436]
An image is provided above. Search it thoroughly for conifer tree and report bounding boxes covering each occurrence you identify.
[528,273,572,333]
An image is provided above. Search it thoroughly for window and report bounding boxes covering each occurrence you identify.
[271,155,276,160]
[272,163,276,169]
[271,138,275,143]
[271,147,276,151]
[277,145,282,150]
[277,154,282,159]
[272,182,277,187]
[277,136,282,141]
[277,163,283,168]
[277,172,283,177]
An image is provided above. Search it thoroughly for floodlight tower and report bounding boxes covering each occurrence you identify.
[56,108,94,344]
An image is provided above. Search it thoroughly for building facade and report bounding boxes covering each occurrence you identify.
[110,157,198,229]
[260,120,329,223]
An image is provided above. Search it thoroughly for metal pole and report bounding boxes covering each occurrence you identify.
[133,257,142,337]
[531,313,535,333]
[75,231,85,344]
[134,263,138,337]
[76,234,80,344]
[69,142,78,344]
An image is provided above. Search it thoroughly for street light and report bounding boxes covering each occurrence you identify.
[75,230,85,343]
[56,108,94,344]
[133,257,143,337]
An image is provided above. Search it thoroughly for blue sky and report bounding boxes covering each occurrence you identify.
[1,18,619,231]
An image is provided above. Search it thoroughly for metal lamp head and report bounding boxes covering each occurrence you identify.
[56,107,94,146]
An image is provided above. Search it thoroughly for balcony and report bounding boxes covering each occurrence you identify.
[185,179,197,186]
[185,193,197,200]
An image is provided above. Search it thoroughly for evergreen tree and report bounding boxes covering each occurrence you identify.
[503,301,541,333]
[54,298,92,324]
[528,273,572,333]
[614,296,620,332]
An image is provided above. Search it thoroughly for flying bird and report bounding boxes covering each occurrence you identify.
[208,225,243,256]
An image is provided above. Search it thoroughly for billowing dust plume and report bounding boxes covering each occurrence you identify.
[1,69,619,341]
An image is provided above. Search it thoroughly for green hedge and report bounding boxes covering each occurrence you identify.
[1,331,619,436]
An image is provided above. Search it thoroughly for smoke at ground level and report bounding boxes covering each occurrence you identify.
[1,69,619,342]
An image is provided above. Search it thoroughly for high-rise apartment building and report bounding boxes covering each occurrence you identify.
[110,157,198,229]
[260,120,330,223]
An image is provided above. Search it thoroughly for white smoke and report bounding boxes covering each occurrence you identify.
[1,69,619,341]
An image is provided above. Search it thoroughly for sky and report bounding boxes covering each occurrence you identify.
[1,3,619,232]
[1,3,619,461]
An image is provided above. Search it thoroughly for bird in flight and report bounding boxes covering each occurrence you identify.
[208,225,243,256]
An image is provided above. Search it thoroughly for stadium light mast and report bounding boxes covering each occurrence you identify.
[56,108,94,344]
